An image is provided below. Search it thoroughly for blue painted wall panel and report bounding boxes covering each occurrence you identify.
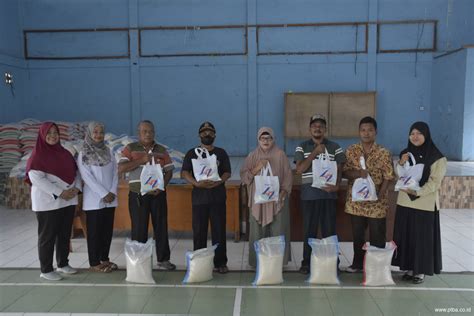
[463,48,474,160]
[21,0,129,29]
[1,0,473,160]
[430,50,466,160]
[0,1,22,58]
[0,1,24,124]
[378,23,435,51]
[139,65,248,155]
[140,28,246,56]
[138,0,247,26]
[256,0,369,23]
[27,31,129,58]
[258,25,366,54]
[23,67,131,135]
[376,61,432,155]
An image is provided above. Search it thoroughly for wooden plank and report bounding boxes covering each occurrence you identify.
[284,92,329,138]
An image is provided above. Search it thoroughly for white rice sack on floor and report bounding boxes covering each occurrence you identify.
[183,245,217,284]
[362,241,397,286]
[253,235,285,286]
[125,238,155,284]
[308,235,340,285]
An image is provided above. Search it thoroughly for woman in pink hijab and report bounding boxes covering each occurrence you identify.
[240,127,293,268]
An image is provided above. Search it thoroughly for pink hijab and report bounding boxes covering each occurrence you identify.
[240,127,293,226]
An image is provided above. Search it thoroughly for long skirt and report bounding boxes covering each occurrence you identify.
[392,205,442,275]
[248,199,291,268]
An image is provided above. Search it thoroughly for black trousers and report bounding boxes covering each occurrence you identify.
[128,191,170,262]
[36,205,75,273]
[350,214,386,269]
[85,207,115,266]
[192,202,227,267]
[301,199,337,267]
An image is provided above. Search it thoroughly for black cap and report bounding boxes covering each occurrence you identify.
[198,121,216,133]
[309,114,327,125]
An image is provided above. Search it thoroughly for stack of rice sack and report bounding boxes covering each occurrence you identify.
[0,123,22,204]
[19,119,41,154]
[0,124,22,172]
[4,124,185,209]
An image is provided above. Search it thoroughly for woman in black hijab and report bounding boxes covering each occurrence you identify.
[392,122,446,284]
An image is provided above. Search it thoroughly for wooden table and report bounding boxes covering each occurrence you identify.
[114,180,242,241]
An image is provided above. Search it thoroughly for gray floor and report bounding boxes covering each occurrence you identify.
[0,206,473,272]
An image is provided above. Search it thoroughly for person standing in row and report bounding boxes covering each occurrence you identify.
[294,114,346,274]
[240,127,293,268]
[392,122,446,284]
[343,117,394,273]
[119,120,176,270]
[77,122,118,273]
[181,122,231,274]
[26,122,81,281]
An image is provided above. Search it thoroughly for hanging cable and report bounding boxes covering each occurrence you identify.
[354,24,358,75]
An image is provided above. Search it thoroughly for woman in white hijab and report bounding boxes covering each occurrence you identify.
[240,127,293,268]
[77,122,118,273]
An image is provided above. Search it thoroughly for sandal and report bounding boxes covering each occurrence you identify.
[89,263,113,273]
[102,261,118,271]
[402,273,413,281]
[412,275,425,284]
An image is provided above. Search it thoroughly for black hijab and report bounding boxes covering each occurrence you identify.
[399,121,444,187]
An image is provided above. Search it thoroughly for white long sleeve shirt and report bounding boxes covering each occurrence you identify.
[28,170,81,212]
[77,150,118,211]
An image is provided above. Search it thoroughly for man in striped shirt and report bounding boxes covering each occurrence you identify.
[295,114,346,274]
[119,120,176,271]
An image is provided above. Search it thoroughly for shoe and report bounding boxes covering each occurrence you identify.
[57,265,77,275]
[214,265,229,274]
[40,271,63,281]
[299,266,310,275]
[345,266,363,273]
[157,261,176,271]
[413,275,425,284]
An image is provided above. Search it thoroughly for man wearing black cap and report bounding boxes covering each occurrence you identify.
[181,122,231,273]
[294,114,346,274]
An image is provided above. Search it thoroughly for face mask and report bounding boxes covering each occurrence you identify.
[201,136,215,145]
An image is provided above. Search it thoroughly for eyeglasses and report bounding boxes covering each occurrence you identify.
[259,136,273,142]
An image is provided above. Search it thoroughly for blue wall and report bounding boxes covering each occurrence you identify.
[1,0,473,159]
[463,48,474,160]
[431,49,467,160]
[0,0,24,123]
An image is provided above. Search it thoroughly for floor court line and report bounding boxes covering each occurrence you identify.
[1,282,472,292]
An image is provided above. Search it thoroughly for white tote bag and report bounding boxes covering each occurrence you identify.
[191,147,221,182]
[254,163,280,205]
[140,153,165,195]
[352,156,378,202]
[395,152,424,191]
[312,149,337,188]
